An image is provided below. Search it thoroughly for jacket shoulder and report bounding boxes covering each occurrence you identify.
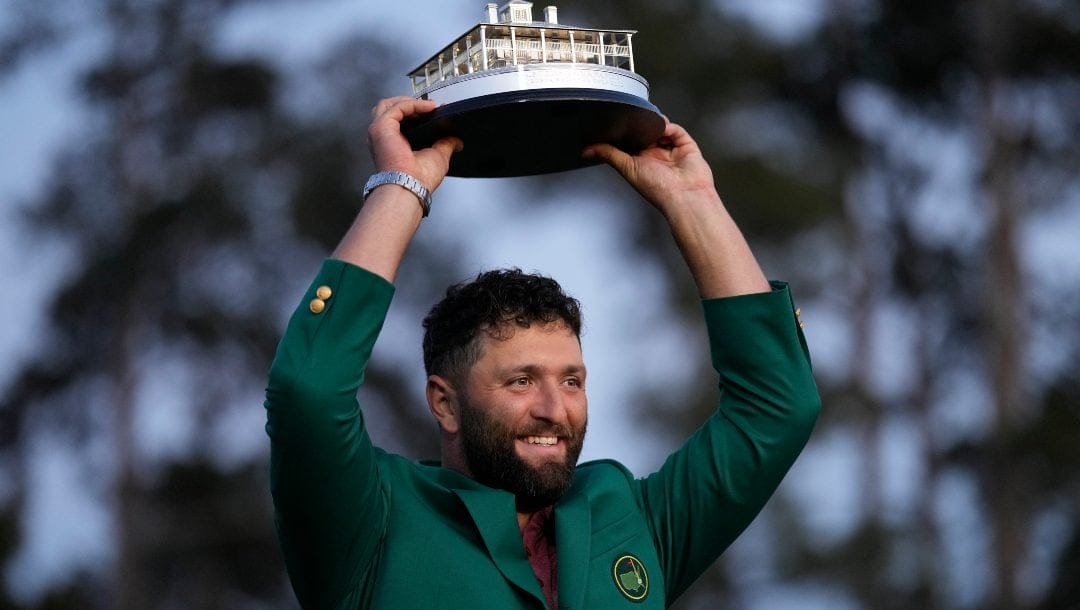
[572,459,641,504]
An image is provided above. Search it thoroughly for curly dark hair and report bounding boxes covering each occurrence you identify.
[422,269,583,384]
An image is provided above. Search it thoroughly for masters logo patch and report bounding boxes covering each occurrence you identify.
[612,554,649,602]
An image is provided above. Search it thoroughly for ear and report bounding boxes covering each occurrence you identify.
[426,374,461,434]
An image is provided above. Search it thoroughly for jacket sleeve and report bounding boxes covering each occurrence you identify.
[264,259,395,609]
[636,281,821,604]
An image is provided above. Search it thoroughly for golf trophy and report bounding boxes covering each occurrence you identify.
[402,2,665,177]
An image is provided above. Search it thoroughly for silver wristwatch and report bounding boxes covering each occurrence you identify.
[362,170,432,217]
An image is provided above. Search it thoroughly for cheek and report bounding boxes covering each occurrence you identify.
[569,397,588,427]
[494,397,537,431]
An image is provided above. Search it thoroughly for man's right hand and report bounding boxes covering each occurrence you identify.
[330,97,461,282]
[368,96,463,195]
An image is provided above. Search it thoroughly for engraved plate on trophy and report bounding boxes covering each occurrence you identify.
[401,2,666,178]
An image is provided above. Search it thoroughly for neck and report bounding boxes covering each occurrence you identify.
[517,502,554,531]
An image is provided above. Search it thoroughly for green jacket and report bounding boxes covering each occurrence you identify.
[265,260,820,609]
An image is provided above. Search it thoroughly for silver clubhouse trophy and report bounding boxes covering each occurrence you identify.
[402,2,665,177]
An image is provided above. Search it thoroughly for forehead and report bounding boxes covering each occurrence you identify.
[474,320,583,367]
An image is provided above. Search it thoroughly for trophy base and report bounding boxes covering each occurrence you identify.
[402,88,665,178]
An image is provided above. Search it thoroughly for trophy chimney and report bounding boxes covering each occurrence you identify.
[543,5,558,24]
[497,1,535,24]
[486,3,499,23]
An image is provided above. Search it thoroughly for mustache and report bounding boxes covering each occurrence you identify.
[516,422,577,439]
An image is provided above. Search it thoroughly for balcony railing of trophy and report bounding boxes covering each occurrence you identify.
[409,28,636,94]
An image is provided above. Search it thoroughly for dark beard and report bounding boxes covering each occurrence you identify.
[458,396,585,512]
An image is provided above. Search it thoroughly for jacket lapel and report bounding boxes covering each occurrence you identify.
[554,486,592,609]
[453,488,548,608]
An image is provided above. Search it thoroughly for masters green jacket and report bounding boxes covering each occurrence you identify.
[265,260,820,609]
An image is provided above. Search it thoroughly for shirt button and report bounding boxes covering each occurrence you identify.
[316,285,333,300]
[309,298,326,314]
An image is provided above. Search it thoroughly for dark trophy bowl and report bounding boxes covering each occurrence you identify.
[402,88,665,178]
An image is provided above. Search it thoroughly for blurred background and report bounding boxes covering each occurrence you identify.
[1,1,1078,608]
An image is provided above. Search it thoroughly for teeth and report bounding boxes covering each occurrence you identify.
[526,436,558,446]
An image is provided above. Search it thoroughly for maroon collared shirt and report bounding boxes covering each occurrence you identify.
[522,506,558,609]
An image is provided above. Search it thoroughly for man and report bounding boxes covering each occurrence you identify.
[265,96,821,609]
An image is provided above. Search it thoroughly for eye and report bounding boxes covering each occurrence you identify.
[510,376,531,387]
[564,377,584,389]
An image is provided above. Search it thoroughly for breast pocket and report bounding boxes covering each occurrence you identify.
[587,513,665,607]
[591,511,640,559]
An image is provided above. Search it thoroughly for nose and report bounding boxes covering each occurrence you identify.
[529,380,571,426]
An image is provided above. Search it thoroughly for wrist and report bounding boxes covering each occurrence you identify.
[655,187,725,222]
[363,170,432,217]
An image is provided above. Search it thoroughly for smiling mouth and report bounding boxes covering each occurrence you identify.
[524,436,559,446]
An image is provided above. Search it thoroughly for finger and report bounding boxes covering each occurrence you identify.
[367,98,439,159]
[430,136,464,157]
[370,95,418,119]
[370,96,435,121]
[583,142,634,174]
[582,142,620,163]
[377,98,439,125]
[370,97,397,119]
[661,122,698,151]
[417,137,463,186]
[419,137,462,174]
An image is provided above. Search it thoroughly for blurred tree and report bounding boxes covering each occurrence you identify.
[569,1,1080,609]
[1,0,1077,609]
[0,1,450,608]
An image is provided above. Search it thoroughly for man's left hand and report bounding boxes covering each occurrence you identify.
[583,121,717,217]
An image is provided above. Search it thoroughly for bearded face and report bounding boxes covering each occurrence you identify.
[458,392,586,510]
[448,321,589,511]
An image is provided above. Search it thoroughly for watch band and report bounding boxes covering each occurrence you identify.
[362,171,432,217]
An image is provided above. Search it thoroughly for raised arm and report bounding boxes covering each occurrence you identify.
[332,96,462,282]
[584,121,769,299]
[588,121,819,603]
[266,97,460,608]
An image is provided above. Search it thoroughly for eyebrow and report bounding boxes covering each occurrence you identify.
[499,363,587,378]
